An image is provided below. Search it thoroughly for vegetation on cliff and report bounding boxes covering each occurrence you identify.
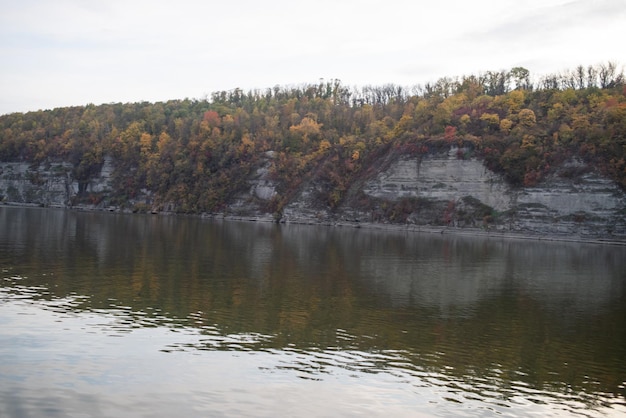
[0,63,624,214]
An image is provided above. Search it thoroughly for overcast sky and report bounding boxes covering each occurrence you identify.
[1,0,625,115]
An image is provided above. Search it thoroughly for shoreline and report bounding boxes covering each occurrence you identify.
[3,202,626,246]
[223,214,626,247]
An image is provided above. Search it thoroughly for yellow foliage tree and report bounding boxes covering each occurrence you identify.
[238,133,254,155]
[505,90,525,114]
[139,132,153,156]
[480,113,500,129]
[289,117,322,144]
[500,118,513,133]
[518,109,536,128]
[318,139,331,153]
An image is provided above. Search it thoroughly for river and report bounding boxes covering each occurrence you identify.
[0,206,625,417]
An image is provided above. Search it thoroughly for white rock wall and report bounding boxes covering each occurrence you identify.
[0,162,71,206]
[0,157,114,207]
[363,146,512,211]
[361,148,626,235]
[2,148,625,237]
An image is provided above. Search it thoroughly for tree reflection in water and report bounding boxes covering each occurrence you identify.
[1,206,625,417]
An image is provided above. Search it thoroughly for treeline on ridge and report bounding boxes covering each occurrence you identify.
[0,62,625,214]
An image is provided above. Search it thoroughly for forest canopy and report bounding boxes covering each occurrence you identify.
[1,63,625,213]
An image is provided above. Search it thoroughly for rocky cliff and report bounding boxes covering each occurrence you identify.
[358,146,626,237]
[0,157,115,208]
[2,147,625,241]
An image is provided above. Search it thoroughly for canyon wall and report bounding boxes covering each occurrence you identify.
[1,147,625,240]
[0,157,115,208]
[357,147,625,237]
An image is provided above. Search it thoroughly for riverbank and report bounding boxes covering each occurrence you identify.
[212,212,626,246]
[3,201,625,246]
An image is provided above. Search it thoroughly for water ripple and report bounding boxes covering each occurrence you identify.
[2,275,625,417]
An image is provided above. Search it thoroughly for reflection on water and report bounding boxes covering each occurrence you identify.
[1,206,625,417]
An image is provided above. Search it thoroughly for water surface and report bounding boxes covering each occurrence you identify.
[1,207,625,417]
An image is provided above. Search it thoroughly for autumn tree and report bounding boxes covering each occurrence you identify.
[1,63,625,213]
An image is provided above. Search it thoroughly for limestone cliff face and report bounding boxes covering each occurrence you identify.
[1,147,625,239]
[230,151,277,210]
[0,161,72,207]
[362,146,511,211]
[511,159,625,235]
[0,157,115,208]
[357,147,626,237]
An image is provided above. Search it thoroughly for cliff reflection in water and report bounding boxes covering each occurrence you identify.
[1,206,625,406]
